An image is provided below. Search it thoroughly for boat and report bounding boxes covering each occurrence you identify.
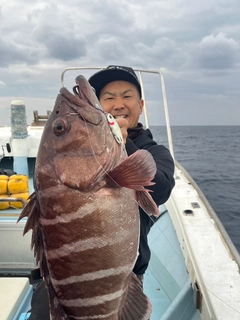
[0,67,240,320]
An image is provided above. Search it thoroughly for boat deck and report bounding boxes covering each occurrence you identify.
[0,198,201,319]
[145,271,200,320]
[0,206,201,320]
[144,205,201,320]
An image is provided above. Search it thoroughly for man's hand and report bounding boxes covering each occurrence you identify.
[115,118,129,144]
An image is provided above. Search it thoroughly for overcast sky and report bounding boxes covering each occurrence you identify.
[0,0,240,126]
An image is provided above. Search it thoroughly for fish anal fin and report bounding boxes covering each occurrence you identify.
[136,191,160,217]
[119,272,152,320]
[108,150,156,190]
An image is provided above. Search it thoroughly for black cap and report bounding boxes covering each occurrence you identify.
[88,65,142,99]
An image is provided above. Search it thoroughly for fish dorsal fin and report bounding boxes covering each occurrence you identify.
[18,192,45,264]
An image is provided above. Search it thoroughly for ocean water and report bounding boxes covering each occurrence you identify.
[150,126,240,253]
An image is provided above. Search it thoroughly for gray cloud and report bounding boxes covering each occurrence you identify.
[36,30,87,61]
[28,4,87,61]
[0,0,240,126]
[0,38,41,67]
[194,33,239,70]
[96,37,127,61]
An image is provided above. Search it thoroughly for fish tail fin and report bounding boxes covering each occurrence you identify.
[119,272,152,320]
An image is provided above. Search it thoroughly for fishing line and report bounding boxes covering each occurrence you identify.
[68,111,195,271]
[198,280,240,315]
[178,295,195,320]
[78,112,158,218]
[63,108,158,227]
[73,111,180,239]
[67,111,240,316]
[76,113,183,258]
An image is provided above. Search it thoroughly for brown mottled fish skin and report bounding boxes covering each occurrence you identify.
[18,75,159,320]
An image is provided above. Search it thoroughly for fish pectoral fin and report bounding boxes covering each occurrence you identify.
[136,191,160,217]
[108,150,156,190]
[108,149,160,216]
[119,272,152,320]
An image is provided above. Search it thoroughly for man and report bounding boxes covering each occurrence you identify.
[28,65,175,319]
[88,65,175,282]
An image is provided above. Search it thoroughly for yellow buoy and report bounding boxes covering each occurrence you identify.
[0,195,9,210]
[0,175,9,195]
[9,174,28,181]
[0,175,9,181]
[8,175,29,194]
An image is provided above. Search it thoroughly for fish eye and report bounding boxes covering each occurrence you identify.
[52,118,69,136]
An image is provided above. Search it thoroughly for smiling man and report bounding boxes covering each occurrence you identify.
[89,65,175,285]
[99,80,143,144]
[27,66,175,320]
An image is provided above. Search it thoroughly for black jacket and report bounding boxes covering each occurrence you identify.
[126,124,175,275]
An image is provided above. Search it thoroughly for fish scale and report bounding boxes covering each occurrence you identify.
[18,75,159,320]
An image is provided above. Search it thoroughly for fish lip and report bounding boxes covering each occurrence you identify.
[74,75,103,111]
[74,85,95,108]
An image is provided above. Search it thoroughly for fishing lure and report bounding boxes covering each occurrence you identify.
[106,113,124,145]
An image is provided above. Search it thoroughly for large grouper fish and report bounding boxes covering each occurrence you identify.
[18,75,160,320]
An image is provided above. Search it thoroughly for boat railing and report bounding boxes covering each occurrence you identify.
[31,110,52,126]
[61,67,175,161]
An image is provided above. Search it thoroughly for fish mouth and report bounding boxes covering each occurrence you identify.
[74,75,103,112]
[74,84,94,107]
[58,75,105,126]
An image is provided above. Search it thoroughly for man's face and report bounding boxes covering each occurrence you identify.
[99,80,144,128]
